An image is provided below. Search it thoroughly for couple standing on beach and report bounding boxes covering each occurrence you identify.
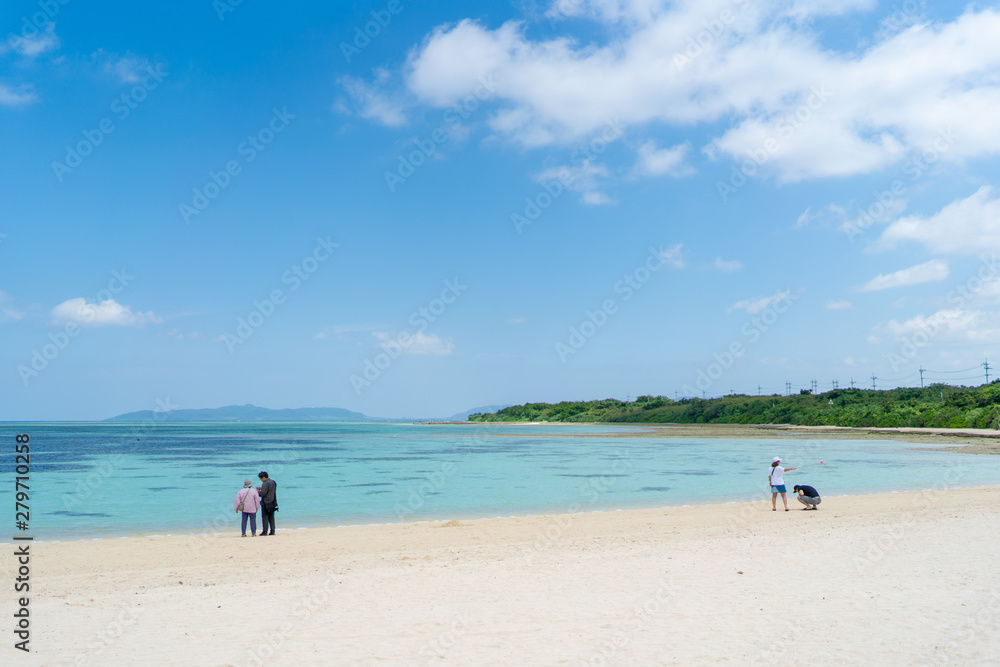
[769,457,821,511]
[234,471,278,537]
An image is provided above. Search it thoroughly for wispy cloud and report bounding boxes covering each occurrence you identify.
[633,141,694,178]
[0,290,25,321]
[108,56,150,84]
[373,331,454,355]
[873,309,997,343]
[51,298,163,327]
[536,160,613,205]
[338,69,408,127]
[314,324,379,340]
[795,203,846,229]
[710,257,742,272]
[6,23,60,58]
[0,83,37,107]
[876,186,1000,255]
[728,289,792,314]
[824,299,853,310]
[858,259,949,292]
[658,243,686,270]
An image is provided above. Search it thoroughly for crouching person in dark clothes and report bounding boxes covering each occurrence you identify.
[794,484,821,510]
[257,471,278,535]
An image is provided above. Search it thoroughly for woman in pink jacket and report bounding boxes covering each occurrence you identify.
[234,478,261,537]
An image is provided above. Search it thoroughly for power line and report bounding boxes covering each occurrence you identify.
[877,374,916,384]
[925,375,984,383]
[923,366,981,374]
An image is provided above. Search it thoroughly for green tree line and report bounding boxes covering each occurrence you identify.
[468,383,1000,429]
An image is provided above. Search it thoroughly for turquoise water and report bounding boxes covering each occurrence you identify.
[2,422,999,539]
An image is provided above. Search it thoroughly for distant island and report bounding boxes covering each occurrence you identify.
[105,404,369,422]
[104,403,510,423]
[469,384,1000,429]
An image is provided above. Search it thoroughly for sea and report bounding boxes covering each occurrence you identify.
[3,421,1000,540]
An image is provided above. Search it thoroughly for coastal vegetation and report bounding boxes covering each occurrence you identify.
[468,383,1000,429]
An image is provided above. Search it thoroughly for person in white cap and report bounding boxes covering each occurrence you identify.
[768,457,797,511]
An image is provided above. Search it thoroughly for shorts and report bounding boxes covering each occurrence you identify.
[799,496,821,506]
[770,485,787,493]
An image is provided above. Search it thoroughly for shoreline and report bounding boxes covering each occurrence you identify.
[31,486,1000,664]
[32,480,1000,545]
[35,483,1000,552]
[456,421,1000,451]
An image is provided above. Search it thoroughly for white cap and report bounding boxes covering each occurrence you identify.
[772,456,781,463]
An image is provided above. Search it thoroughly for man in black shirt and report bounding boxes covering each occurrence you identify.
[793,484,821,510]
[257,471,278,535]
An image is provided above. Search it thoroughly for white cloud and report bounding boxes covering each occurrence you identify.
[0,290,25,320]
[339,70,408,127]
[658,243,686,269]
[795,202,851,229]
[782,0,876,21]
[545,0,666,24]
[581,190,613,205]
[7,23,60,58]
[374,4,1000,180]
[876,186,1000,255]
[87,50,159,85]
[874,309,998,343]
[535,160,613,205]
[50,298,163,328]
[824,299,853,310]
[0,83,37,107]
[843,195,908,237]
[374,331,454,355]
[710,257,742,272]
[634,141,694,177]
[106,56,150,84]
[315,324,379,340]
[728,289,792,314]
[858,259,949,292]
[506,315,527,325]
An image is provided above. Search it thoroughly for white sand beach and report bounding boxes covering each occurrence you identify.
[15,486,1000,666]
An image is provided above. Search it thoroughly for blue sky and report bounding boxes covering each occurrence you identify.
[3,0,1000,420]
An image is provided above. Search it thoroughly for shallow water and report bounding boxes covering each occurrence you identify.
[1,422,997,539]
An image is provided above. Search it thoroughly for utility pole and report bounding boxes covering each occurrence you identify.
[758,385,762,396]
[832,379,839,390]
[811,379,818,393]
[850,378,856,389]
[871,375,878,390]
[985,358,992,384]
[785,381,791,395]
[919,367,925,389]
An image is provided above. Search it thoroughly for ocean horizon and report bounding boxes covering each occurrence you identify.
[3,421,998,540]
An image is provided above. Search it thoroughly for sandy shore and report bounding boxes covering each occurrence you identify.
[13,487,1000,665]
[463,422,1000,453]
